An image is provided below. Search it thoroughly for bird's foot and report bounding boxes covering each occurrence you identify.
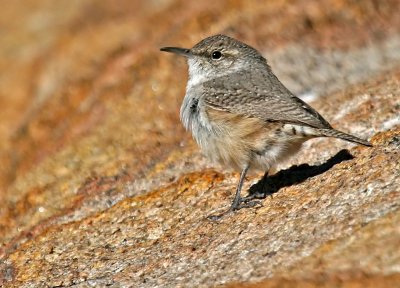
[207,197,263,221]
[234,198,263,209]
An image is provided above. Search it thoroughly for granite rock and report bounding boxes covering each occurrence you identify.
[0,1,399,287]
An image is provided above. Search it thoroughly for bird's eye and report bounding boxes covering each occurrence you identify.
[211,51,222,60]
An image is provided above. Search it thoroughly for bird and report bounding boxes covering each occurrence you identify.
[160,34,371,219]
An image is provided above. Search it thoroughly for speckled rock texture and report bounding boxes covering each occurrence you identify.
[0,1,399,287]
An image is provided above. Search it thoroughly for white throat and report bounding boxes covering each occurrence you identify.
[186,58,245,90]
[187,58,211,88]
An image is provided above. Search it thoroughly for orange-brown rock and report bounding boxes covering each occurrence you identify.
[0,1,399,287]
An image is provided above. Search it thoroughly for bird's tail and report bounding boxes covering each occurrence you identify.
[320,128,372,147]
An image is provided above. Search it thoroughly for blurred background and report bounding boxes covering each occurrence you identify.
[0,1,399,286]
[1,0,399,195]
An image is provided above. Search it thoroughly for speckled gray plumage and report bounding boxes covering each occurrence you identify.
[201,68,332,129]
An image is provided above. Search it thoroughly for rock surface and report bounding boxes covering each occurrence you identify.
[0,0,399,287]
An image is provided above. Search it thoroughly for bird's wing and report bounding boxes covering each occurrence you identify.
[202,70,332,129]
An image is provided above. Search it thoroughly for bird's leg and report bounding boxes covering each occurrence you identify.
[208,166,262,220]
[229,165,250,211]
[242,170,269,202]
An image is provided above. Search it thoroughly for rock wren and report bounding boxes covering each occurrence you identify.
[161,34,371,218]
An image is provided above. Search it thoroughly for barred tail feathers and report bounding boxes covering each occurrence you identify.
[320,129,372,147]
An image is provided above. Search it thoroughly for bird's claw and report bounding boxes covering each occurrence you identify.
[207,197,263,221]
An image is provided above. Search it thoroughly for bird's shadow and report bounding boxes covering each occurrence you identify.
[246,149,354,199]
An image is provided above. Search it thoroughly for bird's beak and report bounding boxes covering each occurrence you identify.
[160,47,192,57]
